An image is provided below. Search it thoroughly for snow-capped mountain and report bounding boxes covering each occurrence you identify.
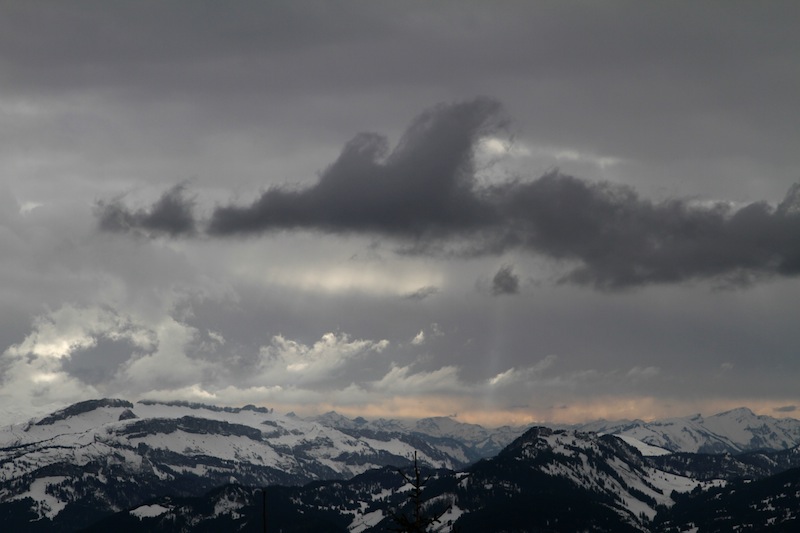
[4,398,800,531]
[313,405,800,458]
[481,427,721,530]
[0,398,472,531]
[573,407,800,454]
[81,427,726,532]
[310,411,524,460]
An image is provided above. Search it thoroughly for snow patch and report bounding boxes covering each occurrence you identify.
[130,503,171,519]
[213,494,244,518]
[615,434,672,456]
[349,509,384,532]
[11,476,68,519]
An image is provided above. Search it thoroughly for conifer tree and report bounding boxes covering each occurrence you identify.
[389,452,451,532]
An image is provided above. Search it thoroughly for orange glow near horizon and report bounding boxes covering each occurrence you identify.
[247,394,800,428]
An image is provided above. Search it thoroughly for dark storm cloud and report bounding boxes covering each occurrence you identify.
[492,265,520,296]
[500,177,800,288]
[207,98,503,237]
[524,178,800,288]
[96,183,196,237]
[98,99,800,289]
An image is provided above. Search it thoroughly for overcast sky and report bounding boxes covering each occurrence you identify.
[2,1,800,426]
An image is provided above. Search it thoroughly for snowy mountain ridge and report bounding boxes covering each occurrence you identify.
[574,406,800,454]
[3,399,800,531]
[83,427,730,532]
[309,411,524,458]
[492,427,722,528]
[310,405,800,456]
[0,398,473,531]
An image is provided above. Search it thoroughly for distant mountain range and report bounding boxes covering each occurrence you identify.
[1,398,800,531]
[312,405,800,457]
[308,410,530,459]
[573,407,800,454]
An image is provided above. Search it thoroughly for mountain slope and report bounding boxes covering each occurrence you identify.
[648,445,800,481]
[654,466,800,532]
[465,427,720,530]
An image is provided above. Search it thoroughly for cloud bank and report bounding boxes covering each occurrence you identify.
[96,99,800,289]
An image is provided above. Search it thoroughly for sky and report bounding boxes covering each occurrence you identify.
[2,1,800,427]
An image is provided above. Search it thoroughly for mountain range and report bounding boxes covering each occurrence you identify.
[573,407,800,454]
[1,398,800,531]
[74,427,800,532]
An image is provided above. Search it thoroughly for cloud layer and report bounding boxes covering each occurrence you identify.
[5,3,800,426]
[98,100,800,289]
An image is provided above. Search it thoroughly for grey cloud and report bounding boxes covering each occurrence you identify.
[404,286,439,301]
[96,183,196,237]
[491,265,520,296]
[5,1,800,424]
[203,99,800,288]
[505,176,800,288]
[773,405,797,413]
[61,334,154,386]
[208,98,503,237]
[4,2,799,207]
[99,99,800,289]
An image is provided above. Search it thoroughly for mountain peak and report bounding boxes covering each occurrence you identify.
[34,398,133,426]
[715,406,757,418]
[313,410,357,427]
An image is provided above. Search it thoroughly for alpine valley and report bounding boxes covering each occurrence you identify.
[2,399,800,532]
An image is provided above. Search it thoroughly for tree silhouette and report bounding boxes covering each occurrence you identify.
[389,452,451,533]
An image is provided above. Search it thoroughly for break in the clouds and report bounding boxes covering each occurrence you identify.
[99,99,800,289]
